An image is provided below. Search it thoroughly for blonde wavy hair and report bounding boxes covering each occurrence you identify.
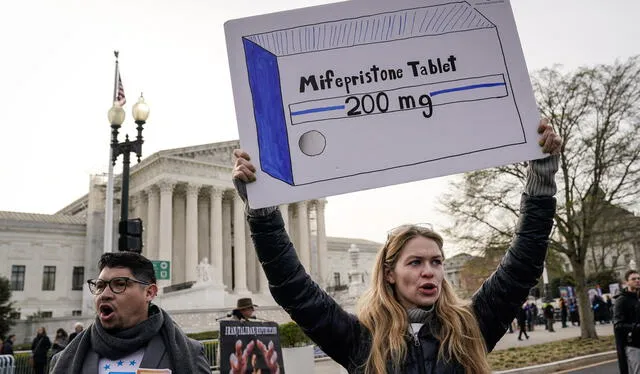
[356,225,491,374]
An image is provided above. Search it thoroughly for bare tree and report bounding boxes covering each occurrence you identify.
[440,56,640,339]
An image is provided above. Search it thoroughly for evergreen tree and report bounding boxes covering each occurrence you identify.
[0,276,17,338]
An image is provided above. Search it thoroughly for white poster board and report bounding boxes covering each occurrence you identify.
[225,0,544,209]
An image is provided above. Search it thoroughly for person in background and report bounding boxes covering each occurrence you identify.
[570,298,580,326]
[560,298,568,328]
[543,302,555,332]
[31,327,52,374]
[613,269,640,374]
[51,328,68,355]
[2,334,16,355]
[528,301,538,331]
[68,322,84,343]
[517,303,530,341]
[230,297,259,321]
[604,294,613,323]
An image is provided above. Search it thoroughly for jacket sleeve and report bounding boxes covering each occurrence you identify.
[190,339,212,374]
[613,297,636,336]
[247,208,363,368]
[472,194,556,352]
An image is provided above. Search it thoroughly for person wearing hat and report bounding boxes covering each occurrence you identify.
[231,298,258,321]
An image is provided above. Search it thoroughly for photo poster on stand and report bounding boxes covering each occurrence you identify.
[219,320,285,373]
[225,0,544,208]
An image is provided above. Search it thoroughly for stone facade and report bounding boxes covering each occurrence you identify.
[0,140,374,343]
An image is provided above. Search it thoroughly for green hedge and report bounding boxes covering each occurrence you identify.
[187,330,219,340]
[278,322,312,347]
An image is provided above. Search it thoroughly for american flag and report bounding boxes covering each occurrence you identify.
[116,67,126,106]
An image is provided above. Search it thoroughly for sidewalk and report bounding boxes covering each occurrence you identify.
[493,323,614,351]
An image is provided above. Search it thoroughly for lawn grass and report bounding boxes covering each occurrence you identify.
[488,335,615,371]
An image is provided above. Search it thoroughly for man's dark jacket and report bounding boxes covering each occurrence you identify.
[2,339,13,355]
[248,194,555,373]
[613,288,640,374]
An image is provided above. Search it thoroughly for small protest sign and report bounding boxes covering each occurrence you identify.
[219,320,285,374]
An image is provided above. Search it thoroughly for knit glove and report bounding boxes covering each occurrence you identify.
[524,154,559,197]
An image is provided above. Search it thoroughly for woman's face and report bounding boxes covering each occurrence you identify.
[385,236,445,309]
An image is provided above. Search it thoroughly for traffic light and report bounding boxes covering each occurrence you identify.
[119,218,144,253]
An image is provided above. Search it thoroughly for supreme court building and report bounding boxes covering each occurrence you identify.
[1,140,383,330]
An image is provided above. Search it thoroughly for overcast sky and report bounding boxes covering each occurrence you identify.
[0,0,638,251]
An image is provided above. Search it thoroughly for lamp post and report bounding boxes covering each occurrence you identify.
[107,94,150,252]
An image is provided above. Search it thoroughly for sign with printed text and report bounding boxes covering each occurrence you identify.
[151,260,170,280]
[225,0,545,208]
[219,320,285,373]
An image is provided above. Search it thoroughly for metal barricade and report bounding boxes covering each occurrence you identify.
[0,355,16,374]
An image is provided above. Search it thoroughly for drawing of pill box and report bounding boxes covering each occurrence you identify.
[242,1,527,186]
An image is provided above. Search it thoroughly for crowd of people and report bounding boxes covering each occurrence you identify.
[509,292,615,341]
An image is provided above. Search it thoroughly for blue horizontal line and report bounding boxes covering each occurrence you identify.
[291,105,345,116]
[430,82,505,97]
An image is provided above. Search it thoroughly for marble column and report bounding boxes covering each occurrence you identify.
[316,199,328,287]
[132,192,146,256]
[198,195,209,262]
[133,193,144,219]
[210,187,224,287]
[172,192,186,284]
[185,184,200,283]
[222,198,233,290]
[146,187,159,260]
[158,181,175,286]
[297,201,311,271]
[233,193,248,293]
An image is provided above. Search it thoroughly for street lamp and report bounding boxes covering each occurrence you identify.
[107,94,150,252]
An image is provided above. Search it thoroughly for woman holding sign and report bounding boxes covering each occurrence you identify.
[232,119,562,373]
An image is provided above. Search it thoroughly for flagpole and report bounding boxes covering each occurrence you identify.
[103,50,120,253]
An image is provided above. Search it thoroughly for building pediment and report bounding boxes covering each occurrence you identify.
[159,140,240,166]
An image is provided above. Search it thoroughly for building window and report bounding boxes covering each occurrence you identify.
[72,310,82,317]
[72,267,84,290]
[10,265,25,291]
[40,311,53,318]
[333,272,341,287]
[42,266,56,291]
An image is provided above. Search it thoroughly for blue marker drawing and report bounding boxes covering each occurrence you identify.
[291,105,346,116]
[430,82,506,97]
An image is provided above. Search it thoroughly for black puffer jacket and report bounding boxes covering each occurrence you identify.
[613,288,640,374]
[248,194,555,373]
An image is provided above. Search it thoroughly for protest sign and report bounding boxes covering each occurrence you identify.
[225,0,543,208]
[219,320,285,373]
